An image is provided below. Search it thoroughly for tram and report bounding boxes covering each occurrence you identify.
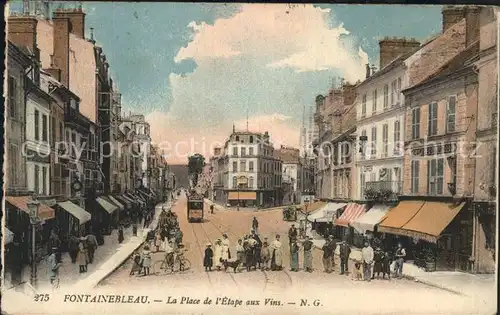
[187,194,204,223]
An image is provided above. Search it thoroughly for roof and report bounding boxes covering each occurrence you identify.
[404,41,479,94]
[8,41,33,67]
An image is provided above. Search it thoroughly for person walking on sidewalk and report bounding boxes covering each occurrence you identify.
[47,247,61,291]
[118,225,125,244]
[68,235,79,263]
[339,241,351,275]
[302,236,313,272]
[77,238,88,273]
[322,236,334,273]
[361,242,374,281]
[203,243,213,272]
[86,231,98,264]
[394,243,406,278]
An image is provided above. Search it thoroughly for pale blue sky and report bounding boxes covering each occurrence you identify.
[9,2,443,162]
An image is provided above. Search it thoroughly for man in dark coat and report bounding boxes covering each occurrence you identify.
[339,241,351,275]
[204,243,213,271]
[252,217,259,235]
[288,224,298,248]
[251,231,262,269]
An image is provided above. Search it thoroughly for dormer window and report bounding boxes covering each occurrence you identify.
[249,136,254,143]
[236,135,240,142]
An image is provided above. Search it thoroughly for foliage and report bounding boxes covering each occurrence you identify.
[364,188,394,203]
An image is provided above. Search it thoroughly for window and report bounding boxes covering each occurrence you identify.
[34,165,40,194]
[360,130,367,159]
[232,161,237,172]
[361,94,367,117]
[250,136,254,143]
[360,173,366,198]
[391,80,397,106]
[249,147,254,156]
[235,136,240,142]
[9,145,18,186]
[233,147,238,156]
[42,114,48,141]
[34,110,40,141]
[249,161,254,171]
[372,89,377,113]
[232,176,237,188]
[59,122,64,142]
[428,102,438,136]
[446,96,456,133]
[411,108,420,139]
[394,120,401,154]
[428,158,444,195]
[371,127,377,157]
[411,160,419,193]
[383,84,389,109]
[241,147,246,156]
[382,124,389,157]
[240,160,246,172]
[42,166,47,195]
[370,173,376,182]
[8,76,17,118]
[249,176,254,188]
[397,78,402,102]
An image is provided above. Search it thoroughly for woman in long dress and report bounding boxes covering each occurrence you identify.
[270,235,283,271]
[290,241,300,272]
[213,239,223,271]
[221,234,230,263]
[76,238,88,273]
[141,245,152,276]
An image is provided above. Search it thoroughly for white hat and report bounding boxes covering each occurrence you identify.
[206,243,212,246]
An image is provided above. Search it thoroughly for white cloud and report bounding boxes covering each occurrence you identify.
[150,4,368,164]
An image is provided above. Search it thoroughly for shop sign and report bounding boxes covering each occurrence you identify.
[26,149,50,163]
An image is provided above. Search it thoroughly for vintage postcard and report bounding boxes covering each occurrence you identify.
[1,2,498,314]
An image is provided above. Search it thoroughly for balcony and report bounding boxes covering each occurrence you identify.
[364,181,402,201]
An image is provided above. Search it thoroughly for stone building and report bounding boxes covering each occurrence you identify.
[471,7,498,273]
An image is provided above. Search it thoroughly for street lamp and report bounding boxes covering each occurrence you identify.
[27,194,41,288]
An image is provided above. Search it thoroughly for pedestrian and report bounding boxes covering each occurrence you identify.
[130,252,142,276]
[330,237,337,269]
[68,235,79,263]
[210,204,214,214]
[175,229,183,246]
[246,237,257,271]
[322,236,334,273]
[394,243,406,278]
[141,245,152,276]
[204,243,213,272]
[339,240,351,275]
[213,239,223,271]
[236,239,245,269]
[47,247,61,291]
[289,241,299,272]
[49,230,61,253]
[260,238,271,271]
[154,232,162,252]
[77,238,88,273]
[251,230,262,269]
[372,247,383,279]
[221,233,231,261]
[164,241,175,272]
[288,224,298,247]
[381,251,391,279]
[302,236,313,272]
[270,234,283,271]
[361,241,374,281]
[252,217,259,235]
[86,230,98,264]
[132,222,138,236]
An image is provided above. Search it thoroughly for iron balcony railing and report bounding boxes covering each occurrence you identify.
[365,181,402,194]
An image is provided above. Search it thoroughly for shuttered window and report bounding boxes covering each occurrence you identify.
[446,96,456,133]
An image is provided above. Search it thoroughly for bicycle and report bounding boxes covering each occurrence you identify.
[153,249,191,274]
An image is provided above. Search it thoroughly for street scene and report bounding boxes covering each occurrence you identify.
[2,2,498,315]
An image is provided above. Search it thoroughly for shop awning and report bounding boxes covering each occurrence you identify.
[335,203,367,227]
[96,197,118,214]
[57,201,91,224]
[351,205,391,234]
[129,193,146,206]
[4,227,14,244]
[228,191,256,200]
[115,196,132,208]
[104,196,125,211]
[378,201,425,235]
[397,202,466,243]
[5,196,55,220]
[120,194,135,204]
[302,201,326,214]
[308,203,347,223]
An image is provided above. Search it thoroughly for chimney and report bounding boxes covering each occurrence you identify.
[53,8,85,39]
[378,37,421,69]
[465,6,481,47]
[365,63,371,79]
[53,16,70,87]
[43,55,62,82]
[442,6,466,33]
[342,82,357,106]
[7,16,38,52]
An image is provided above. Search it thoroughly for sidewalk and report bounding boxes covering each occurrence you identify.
[307,229,495,299]
[3,201,170,293]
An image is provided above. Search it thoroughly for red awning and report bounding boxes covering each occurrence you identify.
[5,196,55,220]
[335,203,366,227]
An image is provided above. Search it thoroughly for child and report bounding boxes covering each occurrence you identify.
[204,243,213,272]
[130,252,142,276]
[142,245,152,276]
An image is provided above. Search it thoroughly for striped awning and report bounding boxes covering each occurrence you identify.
[335,203,366,227]
[5,196,55,220]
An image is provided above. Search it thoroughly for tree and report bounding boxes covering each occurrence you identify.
[188,153,205,190]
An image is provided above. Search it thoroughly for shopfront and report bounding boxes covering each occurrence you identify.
[227,191,257,207]
[54,200,92,240]
[95,197,119,235]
